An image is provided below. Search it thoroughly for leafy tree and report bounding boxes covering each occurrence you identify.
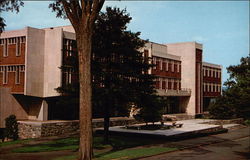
[0,0,24,33]
[209,56,250,119]
[1,0,105,159]
[5,115,19,140]
[92,7,160,143]
[57,7,161,143]
[135,95,165,125]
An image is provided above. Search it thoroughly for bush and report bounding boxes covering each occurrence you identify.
[208,96,235,119]
[5,115,19,140]
[135,96,164,124]
[244,120,250,126]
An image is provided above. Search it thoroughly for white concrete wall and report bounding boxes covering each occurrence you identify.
[25,27,45,97]
[0,28,26,38]
[145,42,181,61]
[166,42,199,115]
[42,27,63,97]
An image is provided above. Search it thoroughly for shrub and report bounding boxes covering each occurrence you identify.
[5,115,19,140]
[244,120,250,126]
[208,96,235,119]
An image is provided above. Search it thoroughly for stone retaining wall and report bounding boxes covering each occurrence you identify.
[201,118,244,125]
[18,117,138,139]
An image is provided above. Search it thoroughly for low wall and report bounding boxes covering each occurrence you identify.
[201,118,244,125]
[18,117,137,139]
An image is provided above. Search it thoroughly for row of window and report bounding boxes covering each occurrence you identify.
[203,83,221,93]
[63,39,77,57]
[0,37,25,45]
[203,67,221,78]
[0,36,26,57]
[0,65,25,84]
[155,77,181,90]
[152,56,181,73]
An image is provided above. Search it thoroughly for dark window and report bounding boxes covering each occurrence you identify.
[162,81,166,89]
[168,81,172,89]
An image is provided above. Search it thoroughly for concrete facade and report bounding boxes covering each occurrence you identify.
[0,25,222,128]
[0,26,75,127]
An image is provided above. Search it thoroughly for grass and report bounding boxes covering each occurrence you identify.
[6,135,177,160]
[12,137,79,153]
[94,147,177,160]
[12,135,157,153]
[0,139,31,147]
[53,147,177,160]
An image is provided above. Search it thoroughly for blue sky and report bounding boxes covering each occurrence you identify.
[2,1,249,84]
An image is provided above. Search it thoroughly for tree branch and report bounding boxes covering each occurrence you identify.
[90,0,104,25]
[61,0,78,30]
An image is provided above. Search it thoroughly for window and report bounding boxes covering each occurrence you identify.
[8,38,16,44]
[168,62,172,72]
[155,79,160,89]
[0,39,4,45]
[168,81,172,89]
[16,37,21,56]
[3,39,8,57]
[156,60,160,71]
[3,67,8,84]
[162,80,166,89]
[15,66,20,84]
[162,61,166,71]
[20,36,26,43]
[177,63,180,73]
[174,64,177,73]
[166,60,169,71]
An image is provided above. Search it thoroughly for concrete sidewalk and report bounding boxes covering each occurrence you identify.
[96,119,243,139]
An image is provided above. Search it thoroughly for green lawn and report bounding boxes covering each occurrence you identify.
[10,135,177,160]
[12,135,158,153]
[53,147,177,160]
[0,139,31,147]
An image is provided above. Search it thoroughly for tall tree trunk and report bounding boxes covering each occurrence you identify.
[77,30,93,160]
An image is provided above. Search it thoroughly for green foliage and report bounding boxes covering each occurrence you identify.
[244,119,250,126]
[208,96,235,119]
[0,0,24,33]
[209,56,250,119]
[135,96,165,124]
[5,115,18,140]
[92,7,156,118]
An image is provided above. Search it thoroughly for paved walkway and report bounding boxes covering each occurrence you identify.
[102,119,241,138]
[138,127,250,160]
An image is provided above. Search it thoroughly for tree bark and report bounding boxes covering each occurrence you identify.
[76,30,93,160]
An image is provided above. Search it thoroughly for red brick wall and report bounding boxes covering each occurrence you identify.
[0,43,25,65]
[203,65,222,97]
[0,38,26,93]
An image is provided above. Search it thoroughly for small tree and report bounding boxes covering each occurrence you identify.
[209,56,250,119]
[5,115,18,140]
[135,95,164,125]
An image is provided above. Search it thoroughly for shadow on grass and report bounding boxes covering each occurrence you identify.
[11,134,159,153]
